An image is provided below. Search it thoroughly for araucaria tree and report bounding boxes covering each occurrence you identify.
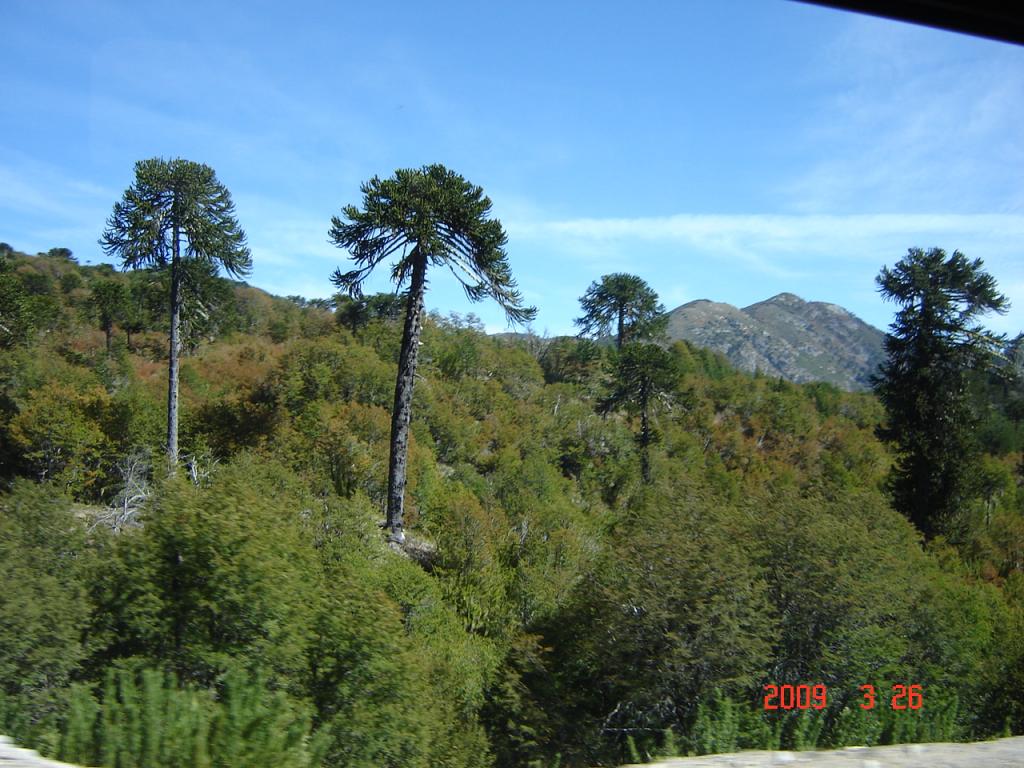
[90,279,128,355]
[575,273,667,349]
[601,342,678,483]
[873,247,1008,540]
[100,158,251,469]
[330,164,536,542]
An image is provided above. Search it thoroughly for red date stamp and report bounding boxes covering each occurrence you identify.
[762,684,923,711]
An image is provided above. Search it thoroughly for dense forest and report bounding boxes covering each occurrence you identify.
[2,175,1024,766]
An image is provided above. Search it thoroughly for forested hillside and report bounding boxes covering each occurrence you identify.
[2,243,1024,768]
[664,293,885,391]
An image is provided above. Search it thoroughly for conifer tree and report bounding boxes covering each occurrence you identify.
[329,164,536,542]
[873,247,1008,540]
[575,273,667,349]
[601,342,678,482]
[122,293,147,350]
[90,278,128,354]
[101,158,251,469]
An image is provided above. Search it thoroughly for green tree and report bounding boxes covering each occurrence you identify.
[122,299,147,350]
[601,343,678,482]
[8,381,111,497]
[90,278,129,354]
[100,158,251,470]
[537,491,774,765]
[0,253,33,349]
[575,273,667,350]
[334,291,406,334]
[538,337,603,385]
[0,481,90,745]
[334,294,370,334]
[329,164,535,542]
[47,247,75,262]
[873,247,1009,540]
[89,457,318,685]
[366,291,407,323]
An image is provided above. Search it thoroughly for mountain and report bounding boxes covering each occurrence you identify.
[664,292,885,391]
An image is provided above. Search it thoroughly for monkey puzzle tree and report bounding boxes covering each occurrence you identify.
[873,247,1008,541]
[90,279,128,355]
[575,273,667,350]
[101,158,251,469]
[600,342,678,483]
[330,164,536,542]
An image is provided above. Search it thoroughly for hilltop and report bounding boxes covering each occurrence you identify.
[664,292,885,391]
[499,292,885,391]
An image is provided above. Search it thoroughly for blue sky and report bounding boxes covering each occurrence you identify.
[2,0,1022,336]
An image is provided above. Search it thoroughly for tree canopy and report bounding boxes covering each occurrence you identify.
[873,247,1009,540]
[90,279,128,354]
[600,342,679,482]
[330,165,534,323]
[575,273,667,349]
[100,159,251,278]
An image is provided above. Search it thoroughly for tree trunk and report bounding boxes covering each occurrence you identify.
[104,324,112,355]
[166,224,181,472]
[386,249,427,542]
[617,306,625,350]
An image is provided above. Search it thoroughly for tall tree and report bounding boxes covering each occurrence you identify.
[90,279,128,355]
[600,342,678,483]
[100,158,251,470]
[330,164,536,542]
[873,247,1008,540]
[575,273,667,350]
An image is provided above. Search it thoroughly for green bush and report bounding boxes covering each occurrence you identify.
[56,667,323,768]
[691,693,740,755]
[0,481,90,746]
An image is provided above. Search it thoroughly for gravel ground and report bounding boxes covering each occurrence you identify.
[623,737,1024,767]
[5,735,1024,767]
[0,737,77,768]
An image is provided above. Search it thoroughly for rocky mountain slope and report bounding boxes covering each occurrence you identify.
[664,293,885,391]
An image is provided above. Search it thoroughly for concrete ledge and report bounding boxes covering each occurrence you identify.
[0,736,85,767]
[620,735,1024,767]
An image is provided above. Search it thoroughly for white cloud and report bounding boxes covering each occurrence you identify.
[0,160,112,222]
[509,212,1024,263]
[0,155,115,258]
[661,283,690,308]
[505,210,1024,332]
[783,17,1024,214]
[234,195,339,262]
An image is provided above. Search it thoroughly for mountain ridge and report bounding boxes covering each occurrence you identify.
[664,292,885,391]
